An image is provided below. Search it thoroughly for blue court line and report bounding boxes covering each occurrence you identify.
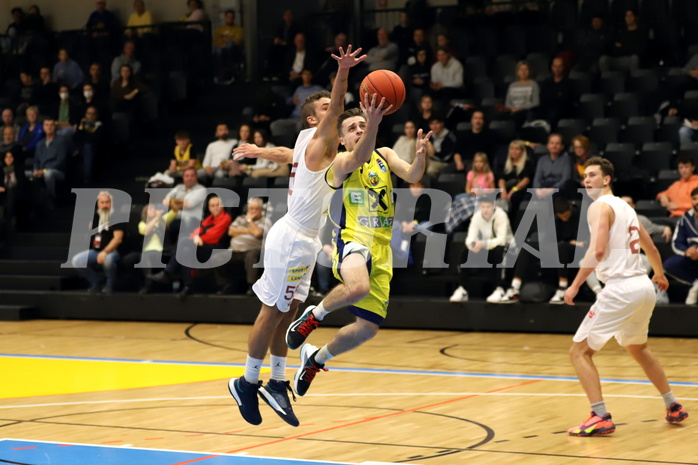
[2,353,697,387]
[0,439,354,465]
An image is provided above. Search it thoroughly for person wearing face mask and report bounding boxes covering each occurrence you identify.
[76,83,108,124]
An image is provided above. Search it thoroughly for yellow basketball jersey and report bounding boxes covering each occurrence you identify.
[327,149,395,247]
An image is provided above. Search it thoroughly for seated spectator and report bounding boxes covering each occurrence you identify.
[76,83,108,123]
[430,47,464,106]
[492,196,587,304]
[0,108,20,139]
[570,135,592,186]
[457,110,497,167]
[503,61,540,128]
[392,120,434,164]
[110,40,141,82]
[262,9,299,81]
[315,32,348,85]
[466,152,495,195]
[426,115,460,179]
[52,48,84,90]
[0,150,29,231]
[123,203,166,294]
[449,195,514,302]
[168,130,201,179]
[86,63,110,102]
[149,194,232,297]
[17,106,44,158]
[4,7,26,55]
[537,57,575,128]
[162,167,207,239]
[71,191,124,294]
[110,64,148,113]
[239,129,289,178]
[52,85,81,138]
[32,118,66,206]
[497,140,535,217]
[0,126,19,156]
[657,156,698,218]
[85,0,120,42]
[405,28,431,66]
[15,71,36,115]
[198,123,235,185]
[215,197,270,295]
[663,187,698,304]
[533,133,573,198]
[220,123,253,177]
[181,0,208,32]
[411,94,436,133]
[574,15,611,73]
[33,66,59,114]
[213,9,244,84]
[125,0,153,38]
[599,9,647,73]
[284,33,316,88]
[73,106,105,184]
[287,69,324,119]
[391,11,413,66]
[364,28,399,73]
[408,48,431,97]
[679,117,698,146]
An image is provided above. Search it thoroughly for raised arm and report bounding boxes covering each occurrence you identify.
[384,128,432,183]
[233,143,294,164]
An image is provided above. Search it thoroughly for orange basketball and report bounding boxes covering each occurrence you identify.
[359,70,406,115]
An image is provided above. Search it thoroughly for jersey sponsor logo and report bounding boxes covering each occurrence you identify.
[368,171,379,186]
[287,265,310,282]
[348,190,365,205]
[376,158,387,173]
[358,215,394,228]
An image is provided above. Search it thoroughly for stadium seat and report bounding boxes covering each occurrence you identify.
[603,143,636,172]
[556,118,587,145]
[635,199,666,218]
[620,116,655,147]
[608,93,640,119]
[435,172,466,198]
[639,142,673,174]
[597,71,626,96]
[589,117,621,145]
[578,93,606,122]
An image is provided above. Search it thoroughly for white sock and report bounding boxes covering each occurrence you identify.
[591,401,608,416]
[512,278,522,290]
[314,345,335,365]
[662,390,677,409]
[270,355,286,381]
[312,302,330,321]
[244,355,263,384]
[559,279,568,289]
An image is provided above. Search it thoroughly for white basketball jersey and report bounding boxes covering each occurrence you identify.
[593,195,646,283]
[286,127,332,235]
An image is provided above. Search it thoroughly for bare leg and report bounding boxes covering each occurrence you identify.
[319,253,370,312]
[326,317,379,357]
[625,343,671,395]
[269,300,299,357]
[247,303,288,360]
[569,340,603,404]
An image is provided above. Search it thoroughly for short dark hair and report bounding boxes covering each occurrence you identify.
[300,90,331,129]
[337,107,364,136]
[677,155,694,166]
[225,9,235,16]
[175,130,190,139]
[428,115,445,124]
[691,187,698,197]
[554,197,572,214]
[584,156,614,180]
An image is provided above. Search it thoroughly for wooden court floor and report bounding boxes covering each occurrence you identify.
[0,319,695,465]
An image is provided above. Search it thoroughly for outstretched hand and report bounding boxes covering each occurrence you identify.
[359,92,393,125]
[332,45,366,69]
[233,143,260,161]
[415,129,433,157]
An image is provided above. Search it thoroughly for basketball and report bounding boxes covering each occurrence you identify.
[359,70,406,115]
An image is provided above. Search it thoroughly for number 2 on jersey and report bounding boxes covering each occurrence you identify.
[628,226,640,254]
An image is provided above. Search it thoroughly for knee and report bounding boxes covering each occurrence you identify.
[356,320,380,342]
[346,280,370,303]
[569,342,591,360]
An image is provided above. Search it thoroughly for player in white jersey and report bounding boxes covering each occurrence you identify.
[564,157,688,437]
[228,46,365,427]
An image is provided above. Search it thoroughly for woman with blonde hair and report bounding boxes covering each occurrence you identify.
[497,139,535,218]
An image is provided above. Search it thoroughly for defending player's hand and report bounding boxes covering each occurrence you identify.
[652,273,669,292]
[415,129,433,158]
[332,44,366,69]
[360,92,392,124]
[233,143,260,161]
[563,285,579,305]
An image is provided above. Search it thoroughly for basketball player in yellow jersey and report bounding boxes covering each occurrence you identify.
[286,94,433,396]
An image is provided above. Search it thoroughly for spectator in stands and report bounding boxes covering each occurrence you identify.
[53,85,80,138]
[111,40,141,82]
[87,63,110,102]
[533,133,573,198]
[599,9,648,73]
[657,156,698,218]
[128,203,166,294]
[284,33,316,89]
[503,61,540,128]
[33,67,59,114]
[408,48,431,97]
[316,32,348,85]
[182,0,208,32]
[574,15,611,73]
[52,48,84,90]
[77,83,107,123]
[466,152,495,195]
[17,106,44,158]
[15,71,36,115]
[538,57,575,128]
[436,33,458,60]
[199,123,235,185]
[393,120,434,164]
[406,28,431,66]
[622,196,672,243]
[326,70,356,107]
[663,187,698,304]
[457,110,497,167]
[125,0,153,38]
[168,131,201,179]
[5,7,26,54]
[412,94,437,133]
[426,115,460,178]
[85,0,120,40]
[213,9,244,85]
[150,194,232,297]
[287,69,324,119]
[0,109,20,139]
[110,64,147,113]
[73,106,105,184]
[0,127,19,156]
[72,191,124,294]
[679,118,698,146]
[364,28,399,73]
[492,196,587,304]
[162,166,207,241]
[263,9,298,80]
[215,197,270,295]
[24,5,46,35]
[570,135,592,186]
[430,46,464,106]
[239,129,289,179]
[497,139,535,217]
[1,149,29,231]
[32,118,66,206]
[391,11,413,66]
[449,195,514,302]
